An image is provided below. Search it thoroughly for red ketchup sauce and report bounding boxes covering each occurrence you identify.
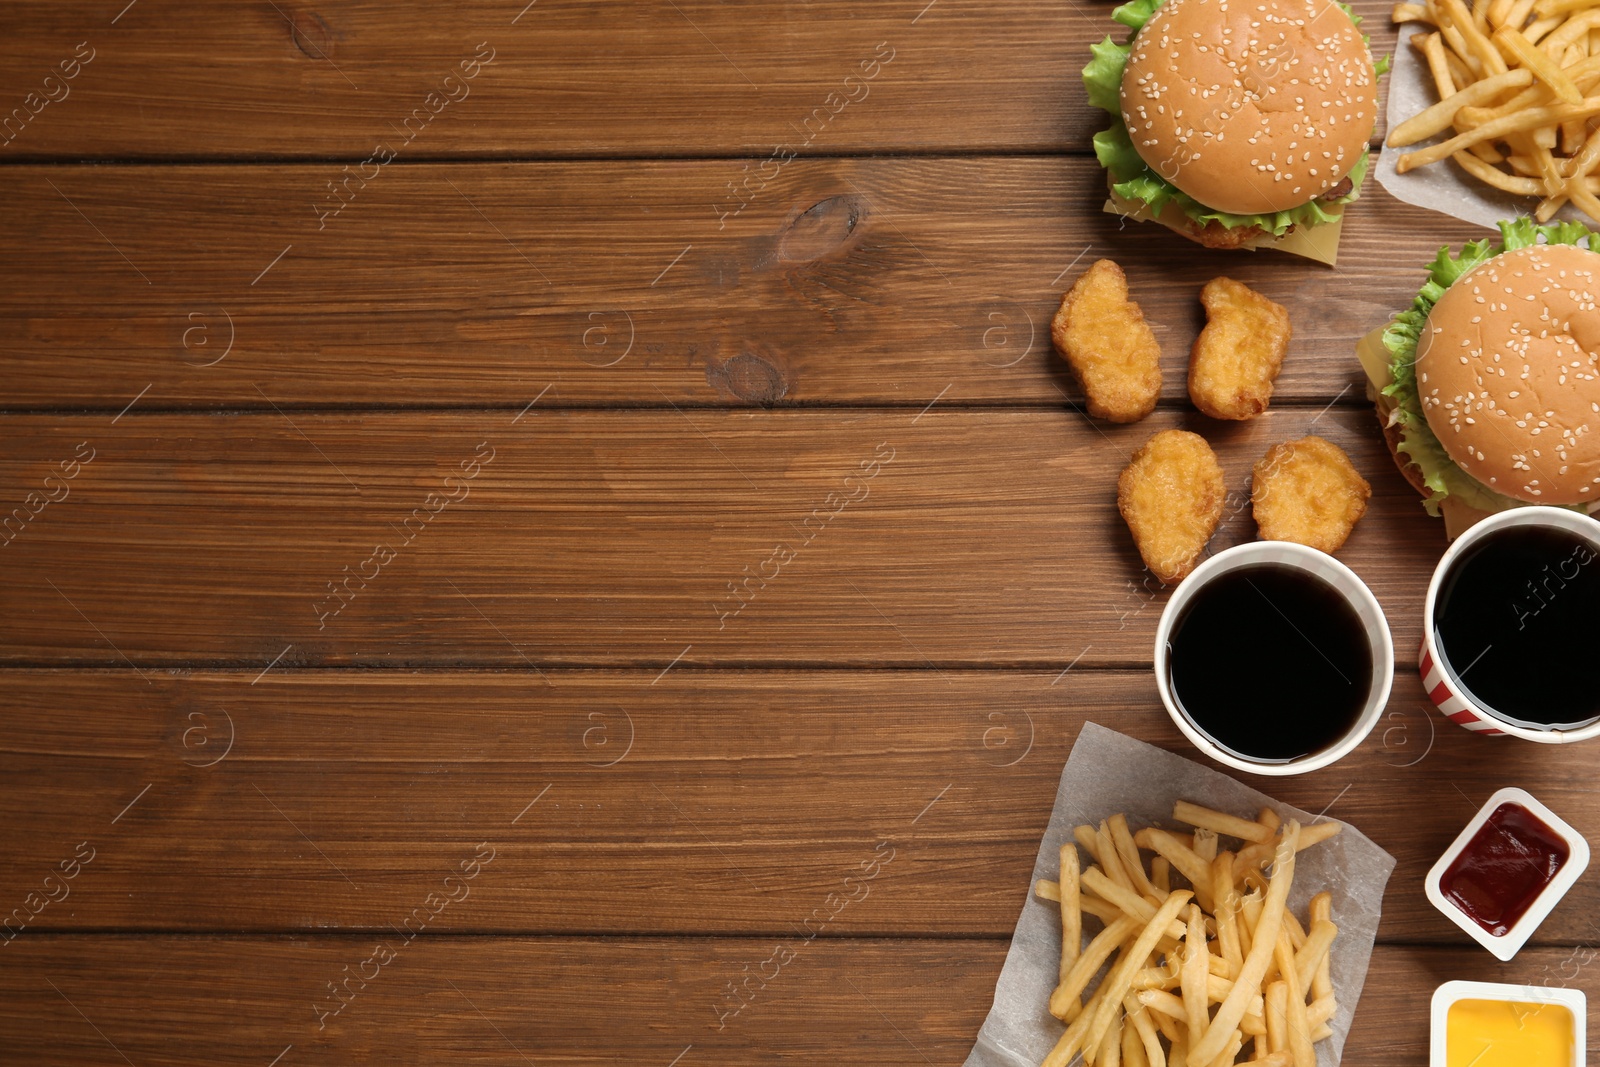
[1440,803,1570,937]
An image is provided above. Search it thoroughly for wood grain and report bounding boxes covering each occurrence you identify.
[0,408,1447,667]
[0,0,1399,161]
[0,158,1491,409]
[2,936,1591,1065]
[4,669,1596,944]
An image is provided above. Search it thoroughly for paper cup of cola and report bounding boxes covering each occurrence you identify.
[1421,506,1600,741]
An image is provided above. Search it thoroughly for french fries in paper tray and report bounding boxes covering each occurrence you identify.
[963,724,1395,1067]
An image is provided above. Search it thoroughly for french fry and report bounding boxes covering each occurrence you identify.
[1126,992,1168,1067]
[1100,821,1138,892]
[1192,828,1219,864]
[1133,962,1182,991]
[1153,1006,1185,1046]
[1295,919,1338,993]
[1190,823,1299,1065]
[1152,856,1172,895]
[1388,67,1534,145]
[1112,814,1158,898]
[1051,915,1142,1019]
[1040,880,1129,926]
[1545,8,1600,55]
[1124,1019,1149,1067]
[1138,988,1190,1023]
[1276,928,1315,1067]
[1500,24,1586,98]
[1447,0,1512,72]
[1061,845,1082,980]
[1571,172,1600,216]
[1142,829,1217,912]
[1283,909,1309,951]
[1509,0,1542,27]
[1453,147,1548,189]
[1181,905,1210,1047]
[1440,17,1487,77]
[1205,1031,1244,1067]
[1043,1004,1092,1067]
[1100,1002,1126,1067]
[1528,13,1567,41]
[1084,897,1124,925]
[1308,894,1335,1003]
[1175,801,1275,844]
[1537,0,1599,15]
[1077,824,1104,865]
[1237,822,1340,871]
[1265,982,1289,1053]
[1212,853,1243,972]
[1082,866,1186,939]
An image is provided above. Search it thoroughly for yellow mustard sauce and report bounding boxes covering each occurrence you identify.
[1447,998,1574,1067]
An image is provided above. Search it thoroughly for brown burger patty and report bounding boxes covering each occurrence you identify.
[1186,218,1270,250]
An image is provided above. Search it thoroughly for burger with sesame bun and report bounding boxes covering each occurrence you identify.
[1083,0,1387,257]
[1360,220,1600,538]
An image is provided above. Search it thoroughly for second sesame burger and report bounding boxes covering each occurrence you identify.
[1083,0,1387,261]
[1359,220,1600,538]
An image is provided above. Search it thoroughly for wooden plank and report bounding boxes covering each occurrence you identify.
[5,669,1596,943]
[0,158,1485,409]
[0,408,1445,667]
[0,1,1397,160]
[0,935,1589,1065]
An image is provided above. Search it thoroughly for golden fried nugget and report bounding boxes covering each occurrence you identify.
[1118,430,1226,584]
[1188,278,1291,421]
[1252,436,1372,555]
[1052,259,1162,424]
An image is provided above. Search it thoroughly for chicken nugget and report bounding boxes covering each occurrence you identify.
[1118,430,1226,583]
[1052,259,1162,423]
[1188,277,1291,421]
[1252,436,1372,554]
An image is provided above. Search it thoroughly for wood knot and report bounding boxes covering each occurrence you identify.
[707,351,788,405]
[778,195,866,262]
[287,9,337,60]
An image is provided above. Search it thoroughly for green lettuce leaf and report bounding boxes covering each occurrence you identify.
[1380,219,1599,515]
[1082,0,1383,237]
[1113,0,1162,31]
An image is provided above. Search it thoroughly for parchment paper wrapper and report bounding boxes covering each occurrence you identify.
[1376,23,1582,229]
[963,723,1396,1067]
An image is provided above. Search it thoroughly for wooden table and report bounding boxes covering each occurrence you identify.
[2,2,1596,1063]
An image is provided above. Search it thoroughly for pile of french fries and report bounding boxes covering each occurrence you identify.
[1390,0,1600,224]
[1032,802,1342,1067]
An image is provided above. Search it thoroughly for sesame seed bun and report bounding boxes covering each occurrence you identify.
[1415,243,1600,504]
[1119,0,1377,216]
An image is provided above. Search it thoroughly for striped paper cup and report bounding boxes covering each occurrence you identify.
[1155,541,1394,776]
[1421,506,1600,743]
